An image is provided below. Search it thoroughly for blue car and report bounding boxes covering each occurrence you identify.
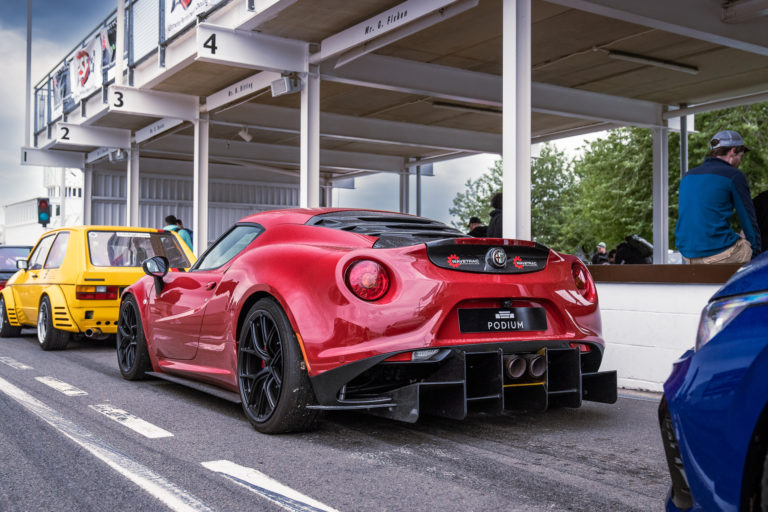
[660,252,768,511]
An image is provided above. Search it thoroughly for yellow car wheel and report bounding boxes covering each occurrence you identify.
[0,297,21,338]
[37,296,70,351]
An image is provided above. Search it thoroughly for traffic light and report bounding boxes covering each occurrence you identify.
[37,197,51,227]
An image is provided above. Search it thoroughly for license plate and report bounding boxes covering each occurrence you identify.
[458,307,547,333]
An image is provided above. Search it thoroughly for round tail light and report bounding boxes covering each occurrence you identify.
[571,261,597,303]
[345,260,390,301]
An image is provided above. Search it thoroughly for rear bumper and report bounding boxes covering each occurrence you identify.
[308,341,616,423]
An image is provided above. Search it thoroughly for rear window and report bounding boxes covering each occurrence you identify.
[87,231,190,268]
[0,247,31,272]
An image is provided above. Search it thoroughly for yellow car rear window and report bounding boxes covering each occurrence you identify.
[87,231,190,268]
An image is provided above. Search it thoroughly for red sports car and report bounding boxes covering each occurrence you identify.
[117,209,616,433]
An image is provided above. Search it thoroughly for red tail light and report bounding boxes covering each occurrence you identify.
[569,342,592,353]
[76,285,119,300]
[571,261,597,302]
[345,260,390,301]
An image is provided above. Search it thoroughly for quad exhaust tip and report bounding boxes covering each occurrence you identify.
[503,353,546,380]
[525,354,546,378]
[503,355,527,379]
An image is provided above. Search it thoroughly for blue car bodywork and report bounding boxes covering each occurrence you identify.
[660,253,768,511]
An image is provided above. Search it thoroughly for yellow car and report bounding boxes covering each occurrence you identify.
[0,226,195,350]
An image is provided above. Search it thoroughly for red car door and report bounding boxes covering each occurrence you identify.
[149,224,263,361]
[146,271,221,360]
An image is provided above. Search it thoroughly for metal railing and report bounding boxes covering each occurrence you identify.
[33,0,232,136]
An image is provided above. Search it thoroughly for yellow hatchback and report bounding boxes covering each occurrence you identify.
[0,226,195,350]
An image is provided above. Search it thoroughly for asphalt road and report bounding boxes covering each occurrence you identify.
[0,331,670,512]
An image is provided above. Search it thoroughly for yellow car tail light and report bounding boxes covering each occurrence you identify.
[76,285,119,300]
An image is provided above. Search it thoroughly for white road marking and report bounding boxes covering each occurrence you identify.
[202,459,339,512]
[36,376,88,396]
[89,404,174,439]
[0,376,212,512]
[0,356,33,370]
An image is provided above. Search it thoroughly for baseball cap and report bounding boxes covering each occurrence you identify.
[597,242,606,249]
[710,130,750,152]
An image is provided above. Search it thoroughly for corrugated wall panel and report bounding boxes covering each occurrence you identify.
[90,171,299,248]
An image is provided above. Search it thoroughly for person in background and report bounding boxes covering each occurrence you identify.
[607,249,617,264]
[467,216,487,237]
[753,189,768,253]
[486,192,503,238]
[674,130,761,264]
[591,242,608,264]
[176,218,194,248]
[163,214,193,251]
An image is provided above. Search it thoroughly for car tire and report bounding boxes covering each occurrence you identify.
[760,449,768,512]
[237,298,318,434]
[0,296,22,338]
[37,296,70,351]
[116,295,152,380]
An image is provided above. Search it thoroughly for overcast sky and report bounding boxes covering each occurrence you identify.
[0,1,113,223]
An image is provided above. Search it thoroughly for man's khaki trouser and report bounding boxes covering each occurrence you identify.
[685,238,752,264]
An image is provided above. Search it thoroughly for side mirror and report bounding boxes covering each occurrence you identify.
[142,256,169,294]
[16,259,28,271]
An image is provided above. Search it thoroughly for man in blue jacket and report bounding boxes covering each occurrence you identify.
[675,130,761,264]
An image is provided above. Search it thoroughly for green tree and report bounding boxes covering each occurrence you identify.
[561,128,656,254]
[449,159,502,231]
[530,144,575,250]
[449,144,575,247]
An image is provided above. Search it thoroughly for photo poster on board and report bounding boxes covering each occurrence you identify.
[165,0,224,39]
[51,64,71,119]
[69,34,103,103]
[101,22,117,69]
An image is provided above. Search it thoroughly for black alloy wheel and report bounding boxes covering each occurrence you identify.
[0,296,21,337]
[116,295,151,380]
[238,298,318,434]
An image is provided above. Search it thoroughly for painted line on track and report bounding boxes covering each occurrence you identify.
[618,391,661,403]
[90,404,174,439]
[202,460,339,512]
[36,376,88,396]
[0,356,33,370]
[0,376,213,512]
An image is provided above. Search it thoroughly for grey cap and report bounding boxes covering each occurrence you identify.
[710,130,750,151]
[597,242,606,248]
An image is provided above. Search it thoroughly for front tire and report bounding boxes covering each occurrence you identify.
[0,296,21,337]
[37,296,70,351]
[238,298,318,434]
[117,295,152,380]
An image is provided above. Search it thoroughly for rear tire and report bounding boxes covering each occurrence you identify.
[116,295,152,380]
[37,296,70,351]
[0,296,21,337]
[238,298,318,434]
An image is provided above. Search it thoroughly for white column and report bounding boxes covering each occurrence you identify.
[502,0,532,240]
[416,164,422,216]
[652,127,669,263]
[25,0,31,147]
[399,170,410,213]
[194,112,209,255]
[126,143,140,226]
[300,65,320,208]
[60,168,67,227]
[679,105,689,178]
[83,165,93,225]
